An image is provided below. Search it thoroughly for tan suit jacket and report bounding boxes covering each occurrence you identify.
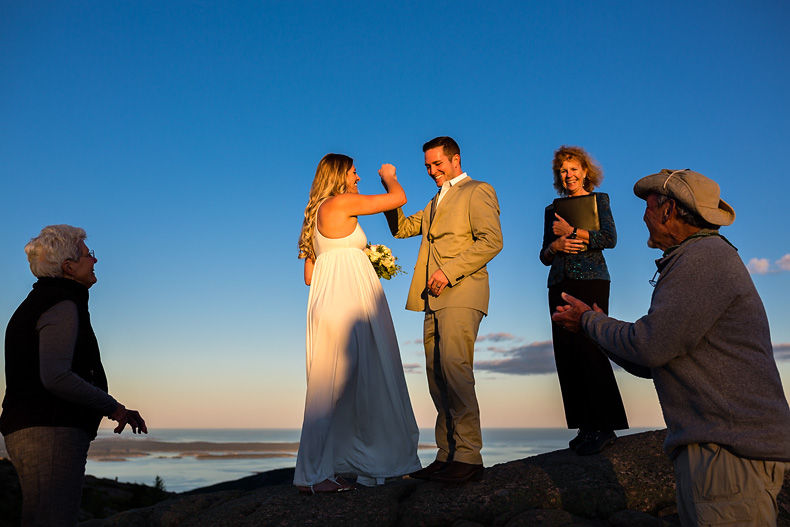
[388,177,503,314]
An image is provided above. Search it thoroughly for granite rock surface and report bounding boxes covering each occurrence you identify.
[3,429,790,526]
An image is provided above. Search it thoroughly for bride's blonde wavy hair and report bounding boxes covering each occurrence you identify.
[298,153,354,260]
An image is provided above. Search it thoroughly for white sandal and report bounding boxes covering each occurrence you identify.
[297,476,354,494]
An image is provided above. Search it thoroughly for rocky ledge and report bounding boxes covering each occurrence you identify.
[3,430,790,526]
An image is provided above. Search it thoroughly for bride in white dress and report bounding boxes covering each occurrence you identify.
[294,154,421,493]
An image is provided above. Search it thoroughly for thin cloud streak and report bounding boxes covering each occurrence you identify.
[426,338,790,377]
[774,343,790,362]
[476,340,556,375]
[476,333,520,343]
[403,363,423,374]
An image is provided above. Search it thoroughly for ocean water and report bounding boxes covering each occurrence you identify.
[83,428,658,493]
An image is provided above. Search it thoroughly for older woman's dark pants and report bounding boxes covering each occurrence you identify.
[4,426,92,527]
[549,279,628,431]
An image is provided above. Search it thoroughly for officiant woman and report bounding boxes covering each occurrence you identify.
[539,145,628,455]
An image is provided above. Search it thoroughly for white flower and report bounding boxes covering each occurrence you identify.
[365,242,405,280]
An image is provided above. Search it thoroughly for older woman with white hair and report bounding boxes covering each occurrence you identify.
[0,224,147,527]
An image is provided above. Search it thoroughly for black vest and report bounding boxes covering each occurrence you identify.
[0,277,108,437]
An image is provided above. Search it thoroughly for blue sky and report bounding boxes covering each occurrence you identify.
[2,1,789,430]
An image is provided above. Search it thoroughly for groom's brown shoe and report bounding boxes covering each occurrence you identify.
[409,460,448,480]
[429,461,484,483]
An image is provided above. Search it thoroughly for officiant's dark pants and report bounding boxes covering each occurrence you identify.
[549,279,629,431]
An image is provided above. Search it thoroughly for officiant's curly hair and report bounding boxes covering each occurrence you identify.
[298,153,355,260]
[552,145,603,195]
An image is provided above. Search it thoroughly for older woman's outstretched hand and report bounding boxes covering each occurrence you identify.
[109,403,149,434]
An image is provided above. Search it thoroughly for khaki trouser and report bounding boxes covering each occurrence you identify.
[674,443,789,526]
[423,307,484,465]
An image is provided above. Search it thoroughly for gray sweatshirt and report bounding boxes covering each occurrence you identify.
[582,234,790,461]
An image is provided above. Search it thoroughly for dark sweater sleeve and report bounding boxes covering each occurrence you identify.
[587,193,616,250]
[539,204,556,266]
[37,301,118,415]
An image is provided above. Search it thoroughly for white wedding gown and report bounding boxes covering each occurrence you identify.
[293,220,421,487]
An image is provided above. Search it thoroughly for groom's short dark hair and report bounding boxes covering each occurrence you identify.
[423,136,460,160]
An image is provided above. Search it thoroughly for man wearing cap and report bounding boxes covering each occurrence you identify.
[552,169,790,526]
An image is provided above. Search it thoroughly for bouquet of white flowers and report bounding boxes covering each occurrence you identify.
[364,243,405,280]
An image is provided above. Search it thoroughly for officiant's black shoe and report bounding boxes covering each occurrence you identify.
[569,429,592,450]
[576,430,616,456]
[429,461,484,483]
[409,460,448,480]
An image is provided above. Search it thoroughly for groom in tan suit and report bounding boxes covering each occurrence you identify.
[386,136,503,483]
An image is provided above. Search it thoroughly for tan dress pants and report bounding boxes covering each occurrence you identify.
[423,307,484,465]
[674,443,789,526]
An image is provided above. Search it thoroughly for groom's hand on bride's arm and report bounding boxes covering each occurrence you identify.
[427,269,449,296]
